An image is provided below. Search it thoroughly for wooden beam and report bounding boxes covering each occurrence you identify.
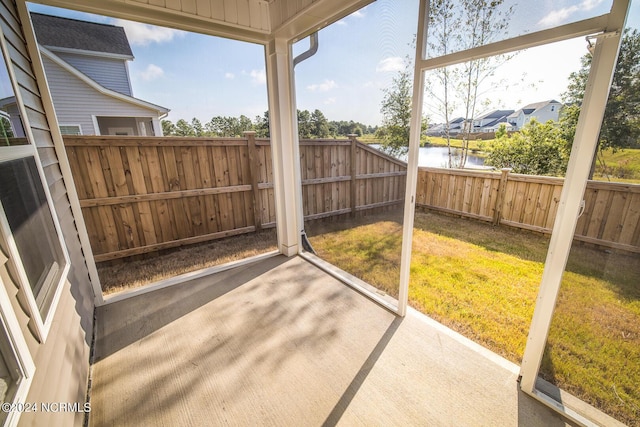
[79,185,252,207]
[63,136,248,147]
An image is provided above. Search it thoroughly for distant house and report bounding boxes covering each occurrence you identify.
[447,117,466,134]
[507,100,562,130]
[426,117,466,136]
[472,109,514,132]
[9,13,169,136]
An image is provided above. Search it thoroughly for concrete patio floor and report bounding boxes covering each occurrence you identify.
[89,255,576,426]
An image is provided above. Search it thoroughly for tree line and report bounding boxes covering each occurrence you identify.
[161,109,377,139]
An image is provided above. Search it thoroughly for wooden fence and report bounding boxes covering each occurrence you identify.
[64,134,638,260]
[416,167,640,253]
[64,134,406,261]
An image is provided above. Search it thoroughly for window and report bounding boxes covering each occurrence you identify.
[59,124,82,135]
[0,157,66,318]
[0,258,36,426]
[0,313,34,426]
[0,24,69,340]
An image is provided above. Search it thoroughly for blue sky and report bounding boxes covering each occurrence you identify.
[28,0,639,126]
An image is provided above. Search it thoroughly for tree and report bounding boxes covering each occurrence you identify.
[255,111,269,137]
[495,122,508,139]
[236,115,253,136]
[561,29,640,176]
[485,119,569,176]
[378,64,413,156]
[426,0,513,168]
[191,118,204,136]
[159,110,376,140]
[310,109,330,138]
[175,119,195,136]
[297,110,313,138]
[161,119,176,136]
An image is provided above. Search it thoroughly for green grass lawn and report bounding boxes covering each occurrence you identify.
[424,136,491,152]
[307,211,639,425]
[596,147,640,182]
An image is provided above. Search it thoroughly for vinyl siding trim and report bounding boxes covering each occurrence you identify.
[55,51,133,96]
[40,47,169,114]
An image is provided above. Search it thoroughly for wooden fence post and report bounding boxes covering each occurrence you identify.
[493,168,511,225]
[244,131,262,230]
[348,134,358,217]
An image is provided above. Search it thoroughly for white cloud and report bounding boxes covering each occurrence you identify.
[139,64,164,81]
[538,0,604,27]
[114,19,185,46]
[307,79,338,92]
[324,97,337,105]
[244,69,266,85]
[225,72,235,79]
[336,7,367,26]
[376,57,405,73]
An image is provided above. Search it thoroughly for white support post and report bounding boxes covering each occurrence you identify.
[519,0,630,393]
[264,38,303,257]
[398,0,429,317]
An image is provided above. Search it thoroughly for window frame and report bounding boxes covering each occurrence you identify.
[0,26,70,343]
[59,124,82,135]
[0,259,35,427]
[400,0,630,425]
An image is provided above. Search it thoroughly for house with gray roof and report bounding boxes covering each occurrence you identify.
[507,100,562,130]
[17,13,169,136]
[472,109,514,132]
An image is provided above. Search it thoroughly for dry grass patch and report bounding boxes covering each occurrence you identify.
[98,228,277,294]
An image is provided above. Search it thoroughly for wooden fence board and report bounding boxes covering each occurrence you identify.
[619,193,640,246]
[64,136,407,259]
[601,191,627,243]
[65,136,637,258]
[416,167,640,253]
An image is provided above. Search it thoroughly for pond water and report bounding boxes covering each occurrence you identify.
[370,144,485,169]
[371,144,487,169]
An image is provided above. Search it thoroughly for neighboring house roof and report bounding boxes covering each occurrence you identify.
[31,13,133,58]
[480,117,509,129]
[475,109,514,121]
[40,47,169,116]
[474,109,514,132]
[0,96,15,108]
[508,100,561,119]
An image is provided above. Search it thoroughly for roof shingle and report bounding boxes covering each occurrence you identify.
[30,13,133,57]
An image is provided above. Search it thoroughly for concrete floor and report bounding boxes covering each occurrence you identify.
[89,255,576,426]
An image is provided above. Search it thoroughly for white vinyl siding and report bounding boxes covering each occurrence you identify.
[530,103,562,123]
[42,55,159,135]
[55,51,132,96]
